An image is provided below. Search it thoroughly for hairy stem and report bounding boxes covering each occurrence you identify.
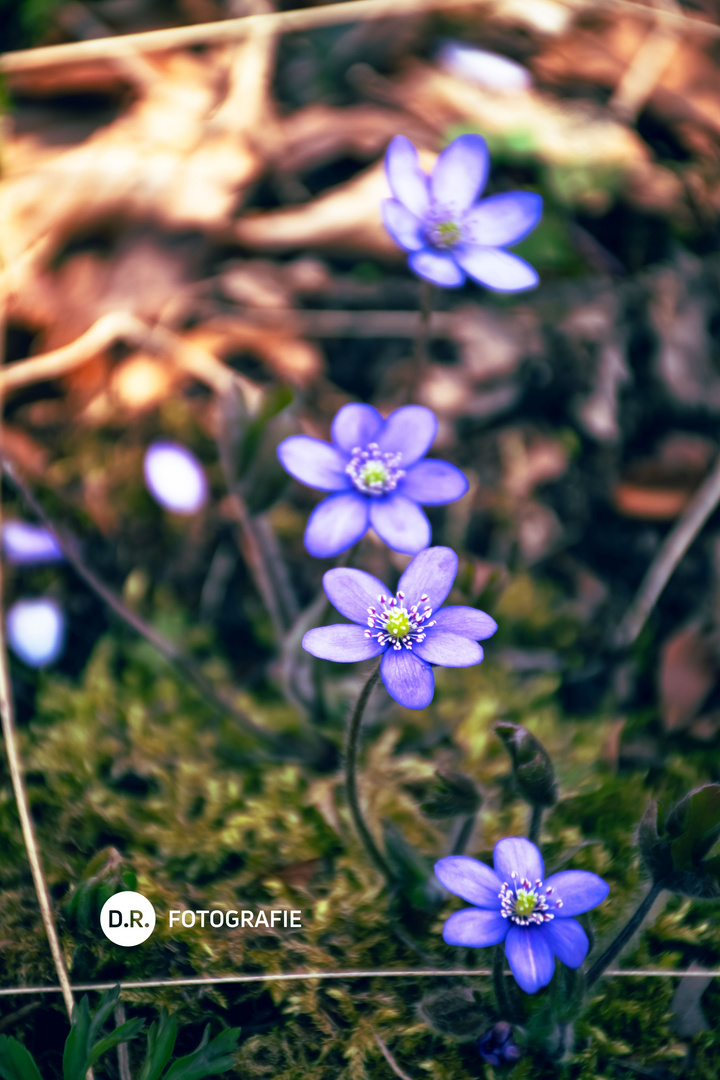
[586,880,664,988]
[345,661,396,885]
[451,813,477,855]
[529,804,543,846]
[492,944,519,1025]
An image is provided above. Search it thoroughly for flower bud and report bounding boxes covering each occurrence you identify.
[478,1021,522,1067]
[495,723,557,808]
[419,988,489,1040]
[639,787,720,897]
[422,770,482,819]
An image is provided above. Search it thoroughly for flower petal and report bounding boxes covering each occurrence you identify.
[434,855,503,908]
[494,838,544,884]
[381,198,425,252]
[397,546,458,611]
[414,630,483,667]
[442,908,508,948]
[400,459,468,505]
[369,495,430,554]
[331,403,383,453]
[385,135,430,218]
[454,246,539,292]
[462,192,543,248]
[322,566,390,624]
[432,606,498,640]
[302,624,385,663]
[277,436,350,491]
[376,405,438,466]
[543,917,589,969]
[304,493,369,558]
[541,871,610,916]
[381,648,434,709]
[408,248,465,288]
[505,925,554,994]
[430,134,490,213]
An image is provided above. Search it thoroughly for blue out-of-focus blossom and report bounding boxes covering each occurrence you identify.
[302,546,497,709]
[437,42,532,93]
[7,598,66,667]
[2,522,63,564]
[478,1021,522,1067]
[382,133,542,291]
[277,403,467,558]
[435,838,609,994]
[143,441,208,515]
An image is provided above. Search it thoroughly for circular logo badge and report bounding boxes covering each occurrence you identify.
[100,890,156,947]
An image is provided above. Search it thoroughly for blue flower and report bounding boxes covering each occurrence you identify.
[435,838,609,994]
[2,522,63,564]
[6,598,66,668]
[302,546,497,709]
[277,404,467,558]
[382,133,542,291]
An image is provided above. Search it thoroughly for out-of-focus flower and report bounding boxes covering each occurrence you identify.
[2,522,63,564]
[7,598,65,667]
[302,546,496,709]
[478,1021,522,1067]
[435,838,609,993]
[143,441,208,515]
[437,42,532,93]
[277,403,467,557]
[382,134,541,291]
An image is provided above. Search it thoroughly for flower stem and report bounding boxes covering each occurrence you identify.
[492,944,519,1025]
[529,804,543,845]
[451,813,477,855]
[345,660,396,886]
[413,280,433,379]
[585,880,664,989]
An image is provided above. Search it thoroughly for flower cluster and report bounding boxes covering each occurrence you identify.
[382,133,542,291]
[302,547,497,709]
[435,838,609,994]
[277,403,468,558]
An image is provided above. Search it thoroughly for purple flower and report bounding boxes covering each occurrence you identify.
[435,838,609,994]
[382,133,542,291]
[478,1022,522,1067]
[277,404,467,558]
[2,522,63,564]
[302,546,496,709]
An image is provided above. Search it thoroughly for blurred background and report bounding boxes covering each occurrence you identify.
[2,1,720,1077]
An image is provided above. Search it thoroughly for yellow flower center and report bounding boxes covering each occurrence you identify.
[385,610,411,639]
[514,890,538,917]
[361,462,390,487]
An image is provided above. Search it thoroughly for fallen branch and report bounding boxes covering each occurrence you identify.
[0,312,236,398]
[1,0,719,77]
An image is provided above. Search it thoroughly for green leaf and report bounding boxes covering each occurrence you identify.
[63,996,92,1080]
[163,1026,241,1080]
[0,1035,44,1080]
[238,384,293,478]
[88,1019,145,1068]
[138,1012,178,1080]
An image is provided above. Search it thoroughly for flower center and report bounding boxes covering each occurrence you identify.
[364,591,436,651]
[346,444,405,497]
[432,220,461,248]
[499,872,563,927]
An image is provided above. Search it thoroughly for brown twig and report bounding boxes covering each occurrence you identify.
[372,1029,417,1080]
[615,452,720,648]
[0,312,236,398]
[0,965,716,997]
[114,1003,133,1080]
[609,0,682,122]
[1,0,719,77]
[0,307,77,1027]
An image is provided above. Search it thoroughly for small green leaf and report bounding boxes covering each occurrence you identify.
[89,1019,145,1069]
[163,1026,241,1080]
[0,1035,44,1080]
[138,1012,178,1080]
